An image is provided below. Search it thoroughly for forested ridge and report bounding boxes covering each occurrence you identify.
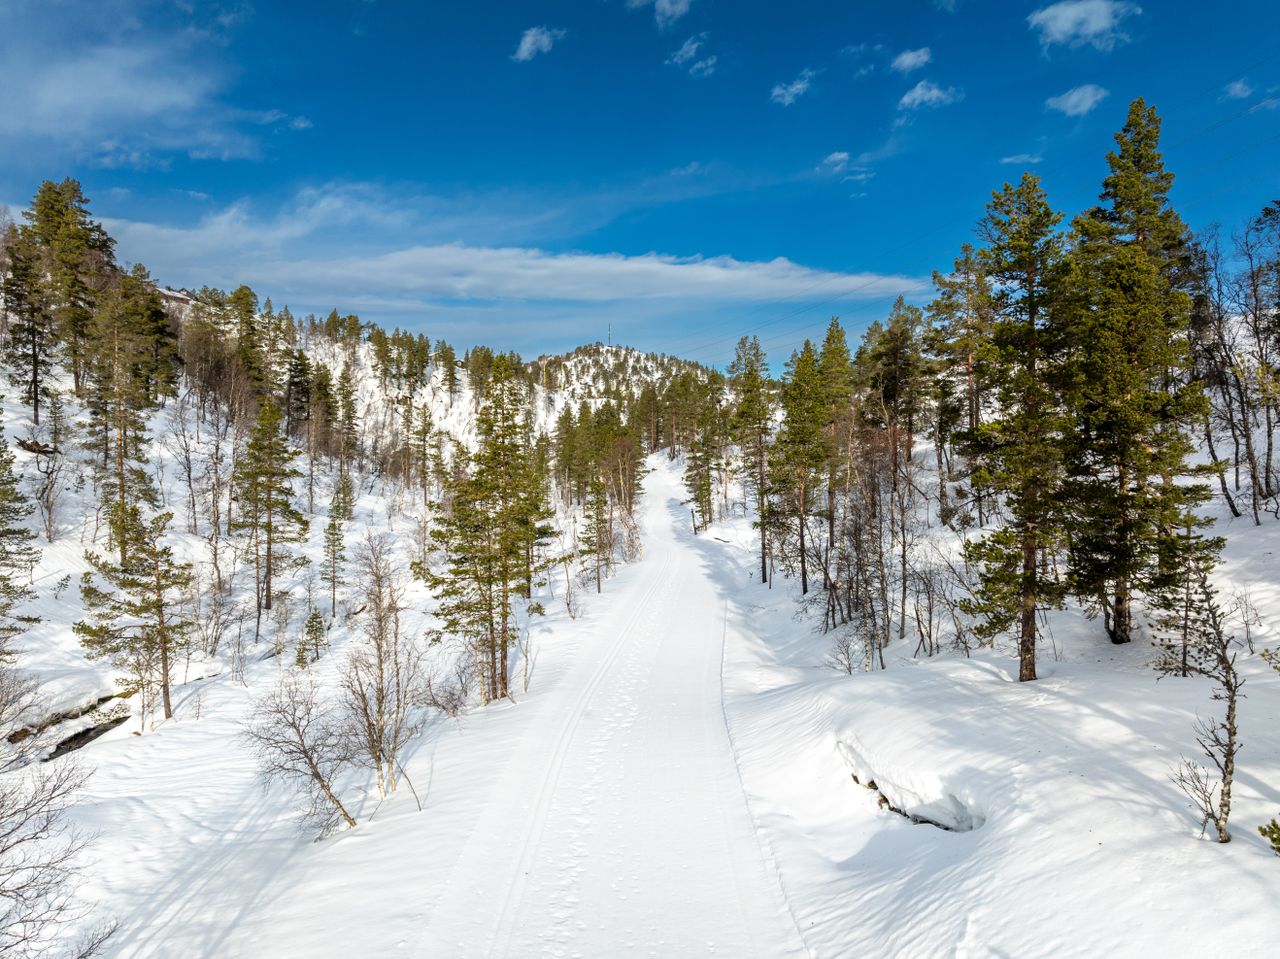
[0,95,1277,954]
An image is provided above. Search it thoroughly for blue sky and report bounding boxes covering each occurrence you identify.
[2,0,1277,366]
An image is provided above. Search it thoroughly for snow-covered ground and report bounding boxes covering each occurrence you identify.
[707,479,1280,958]
[24,448,1280,957]
[71,454,805,957]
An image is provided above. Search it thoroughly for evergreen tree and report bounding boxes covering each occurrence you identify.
[229,284,264,395]
[728,336,771,584]
[817,319,854,556]
[282,349,313,437]
[76,508,193,722]
[297,608,327,667]
[582,470,611,593]
[22,178,116,392]
[769,341,826,595]
[320,476,352,616]
[421,354,551,701]
[1,225,56,425]
[926,244,994,521]
[437,341,459,402]
[962,174,1067,682]
[0,434,40,648]
[1081,98,1192,280]
[232,399,309,634]
[1060,100,1209,644]
[85,264,175,564]
[336,362,359,470]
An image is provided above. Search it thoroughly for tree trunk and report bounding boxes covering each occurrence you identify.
[1019,531,1038,682]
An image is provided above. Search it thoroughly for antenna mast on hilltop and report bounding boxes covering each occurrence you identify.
[608,322,612,347]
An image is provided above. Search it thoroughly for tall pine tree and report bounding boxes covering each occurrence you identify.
[962,174,1067,682]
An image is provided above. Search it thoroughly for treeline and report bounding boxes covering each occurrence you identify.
[688,98,1278,690]
[681,97,1276,845]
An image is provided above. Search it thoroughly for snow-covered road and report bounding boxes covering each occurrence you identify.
[415,461,807,957]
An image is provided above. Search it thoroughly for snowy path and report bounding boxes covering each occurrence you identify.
[414,462,806,958]
[82,460,807,958]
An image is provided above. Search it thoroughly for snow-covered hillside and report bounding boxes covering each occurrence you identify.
[1,301,1277,959]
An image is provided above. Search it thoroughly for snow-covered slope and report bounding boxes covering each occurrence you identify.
[706,477,1280,959]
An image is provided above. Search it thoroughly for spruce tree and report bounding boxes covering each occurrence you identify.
[1,226,56,425]
[728,336,771,584]
[85,264,174,564]
[282,349,313,437]
[962,174,1067,682]
[22,179,115,392]
[769,341,826,595]
[320,476,352,616]
[336,362,359,471]
[926,244,994,522]
[297,609,327,667]
[232,399,308,633]
[422,354,551,701]
[229,284,265,395]
[76,508,193,722]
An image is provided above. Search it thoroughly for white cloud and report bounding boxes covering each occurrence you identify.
[890,48,932,73]
[771,69,816,106]
[1000,152,1044,164]
[667,34,705,65]
[103,199,921,310]
[1046,83,1109,116]
[1028,1,1141,52]
[935,0,958,11]
[628,0,694,29]
[898,79,963,110]
[512,26,566,62]
[1222,79,1254,100]
[667,33,715,76]
[689,56,717,77]
[821,151,851,173]
[670,161,702,176]
[0,7,311,167]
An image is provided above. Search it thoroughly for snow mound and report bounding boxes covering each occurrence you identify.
[836,734,988,832]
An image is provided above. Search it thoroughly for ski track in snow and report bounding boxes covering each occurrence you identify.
[414,463,805,959]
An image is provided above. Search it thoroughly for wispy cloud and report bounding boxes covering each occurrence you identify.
[771,69,816,106]
[667,33,704,65]
[1222,79,1254,100]
[667,33,716,76]
[689,56,717,77]
[898,79,963,110]
[1000,152,1044,165]
[100,194,923,325]
[0,4,309,168]
[890,48,932,73]
[628,0,694,29]
[1046,83,1109,116]
[512,26,566,62]
[1028,1,1141,52]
